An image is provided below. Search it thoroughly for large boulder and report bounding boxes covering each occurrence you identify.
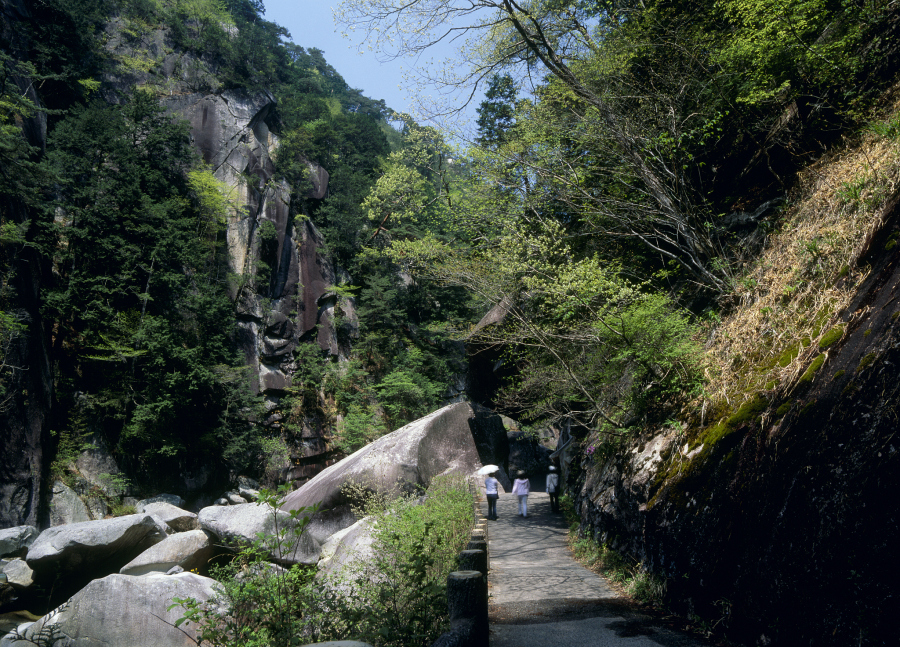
[280,402,509,563]
[26,514,168,602]
[48,481,92,526]
[198,502,317,566]
[135,502,198,532]
[1,560,33,589]
[136,494,185,510]
[316,517,377,579]
[0,527,37,559]
[0,572,217,647]
[119,530,213,576]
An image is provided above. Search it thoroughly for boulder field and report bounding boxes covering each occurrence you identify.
[0,402,509,645]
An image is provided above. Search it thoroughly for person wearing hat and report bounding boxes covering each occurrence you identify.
[484,470,500,520]
[546,466,560,513]
[512,470,531,517]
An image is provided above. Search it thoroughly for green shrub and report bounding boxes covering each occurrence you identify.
[171,485,321,647]
[322,473,474,647]
[174,476,474,647]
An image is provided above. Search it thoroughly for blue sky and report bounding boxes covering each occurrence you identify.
[262,0,483,137]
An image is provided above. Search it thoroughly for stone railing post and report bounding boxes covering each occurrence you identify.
[445,570,488,647]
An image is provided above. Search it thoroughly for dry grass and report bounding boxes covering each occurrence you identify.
[698,94,900,421]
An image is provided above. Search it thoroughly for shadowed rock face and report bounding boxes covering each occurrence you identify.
[162,91,355,401]
[279,402,511,563]
[575,194,900,647]
[0,0,53,530]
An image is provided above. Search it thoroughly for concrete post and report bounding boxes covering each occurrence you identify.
[457,549,487,577]
[447,570,488,647]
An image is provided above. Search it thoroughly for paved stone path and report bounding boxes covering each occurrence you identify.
[484,485,709,647]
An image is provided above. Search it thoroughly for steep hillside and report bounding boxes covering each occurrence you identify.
[0,0,477,526]
[567,98,900,645]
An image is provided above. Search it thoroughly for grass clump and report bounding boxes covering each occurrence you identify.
[109,502,136,517]
[700,97,900,419]
[569,531,666,606]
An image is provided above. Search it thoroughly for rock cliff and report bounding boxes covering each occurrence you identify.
[571,193,900,645]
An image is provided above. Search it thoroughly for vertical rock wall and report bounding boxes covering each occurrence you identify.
[0,0,54,528]
[162,89,357,479]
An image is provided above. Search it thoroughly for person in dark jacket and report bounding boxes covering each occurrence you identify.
[546,466,560,513]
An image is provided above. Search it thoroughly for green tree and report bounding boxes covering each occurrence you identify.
[39,91,258,480]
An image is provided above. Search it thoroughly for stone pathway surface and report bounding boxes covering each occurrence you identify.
[484,486,709,647]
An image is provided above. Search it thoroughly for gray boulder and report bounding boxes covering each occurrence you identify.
[280,402,509,562]
[136,493,185,509]
[0,527,37,559]
[0,572,217,647]
[26,514,168,579]
[74,434,129,496]
[119,529,213,576]
[136,502,199,532]
[224,491,247,505]
[316,517,377,579]
[1,560,33,589]
[49,481,92,526]
[198,502,316,566]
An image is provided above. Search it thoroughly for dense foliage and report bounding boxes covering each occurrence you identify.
[174,474,474,647]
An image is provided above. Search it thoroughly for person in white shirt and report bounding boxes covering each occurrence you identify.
[546,465,560,513]
[484,471,500,520]
[512,470,530,517]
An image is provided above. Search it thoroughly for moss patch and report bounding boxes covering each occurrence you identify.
[856,352,876,372]
[798,400,817,418]
[775,400,793,418]
[775,342,802,368]
[833,369,845,380]
[818,325,844,349]
[863,329,872,337]
[798,353,826,385]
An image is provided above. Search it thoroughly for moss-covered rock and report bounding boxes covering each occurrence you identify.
[818,325,844,349]
[798,353,826,385]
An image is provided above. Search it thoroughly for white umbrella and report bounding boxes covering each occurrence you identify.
[477,464,499,476]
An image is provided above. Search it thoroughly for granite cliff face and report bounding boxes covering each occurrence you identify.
[0,9,358,526]
[569,194,900,646]
[163,89,356,398]
[0,0,53,528]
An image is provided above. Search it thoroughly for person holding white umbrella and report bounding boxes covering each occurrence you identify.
[478,464,501,520]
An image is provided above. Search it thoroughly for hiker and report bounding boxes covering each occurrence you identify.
[546,465,560,513]
[512,470,530,517]
[485,470,500,520]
